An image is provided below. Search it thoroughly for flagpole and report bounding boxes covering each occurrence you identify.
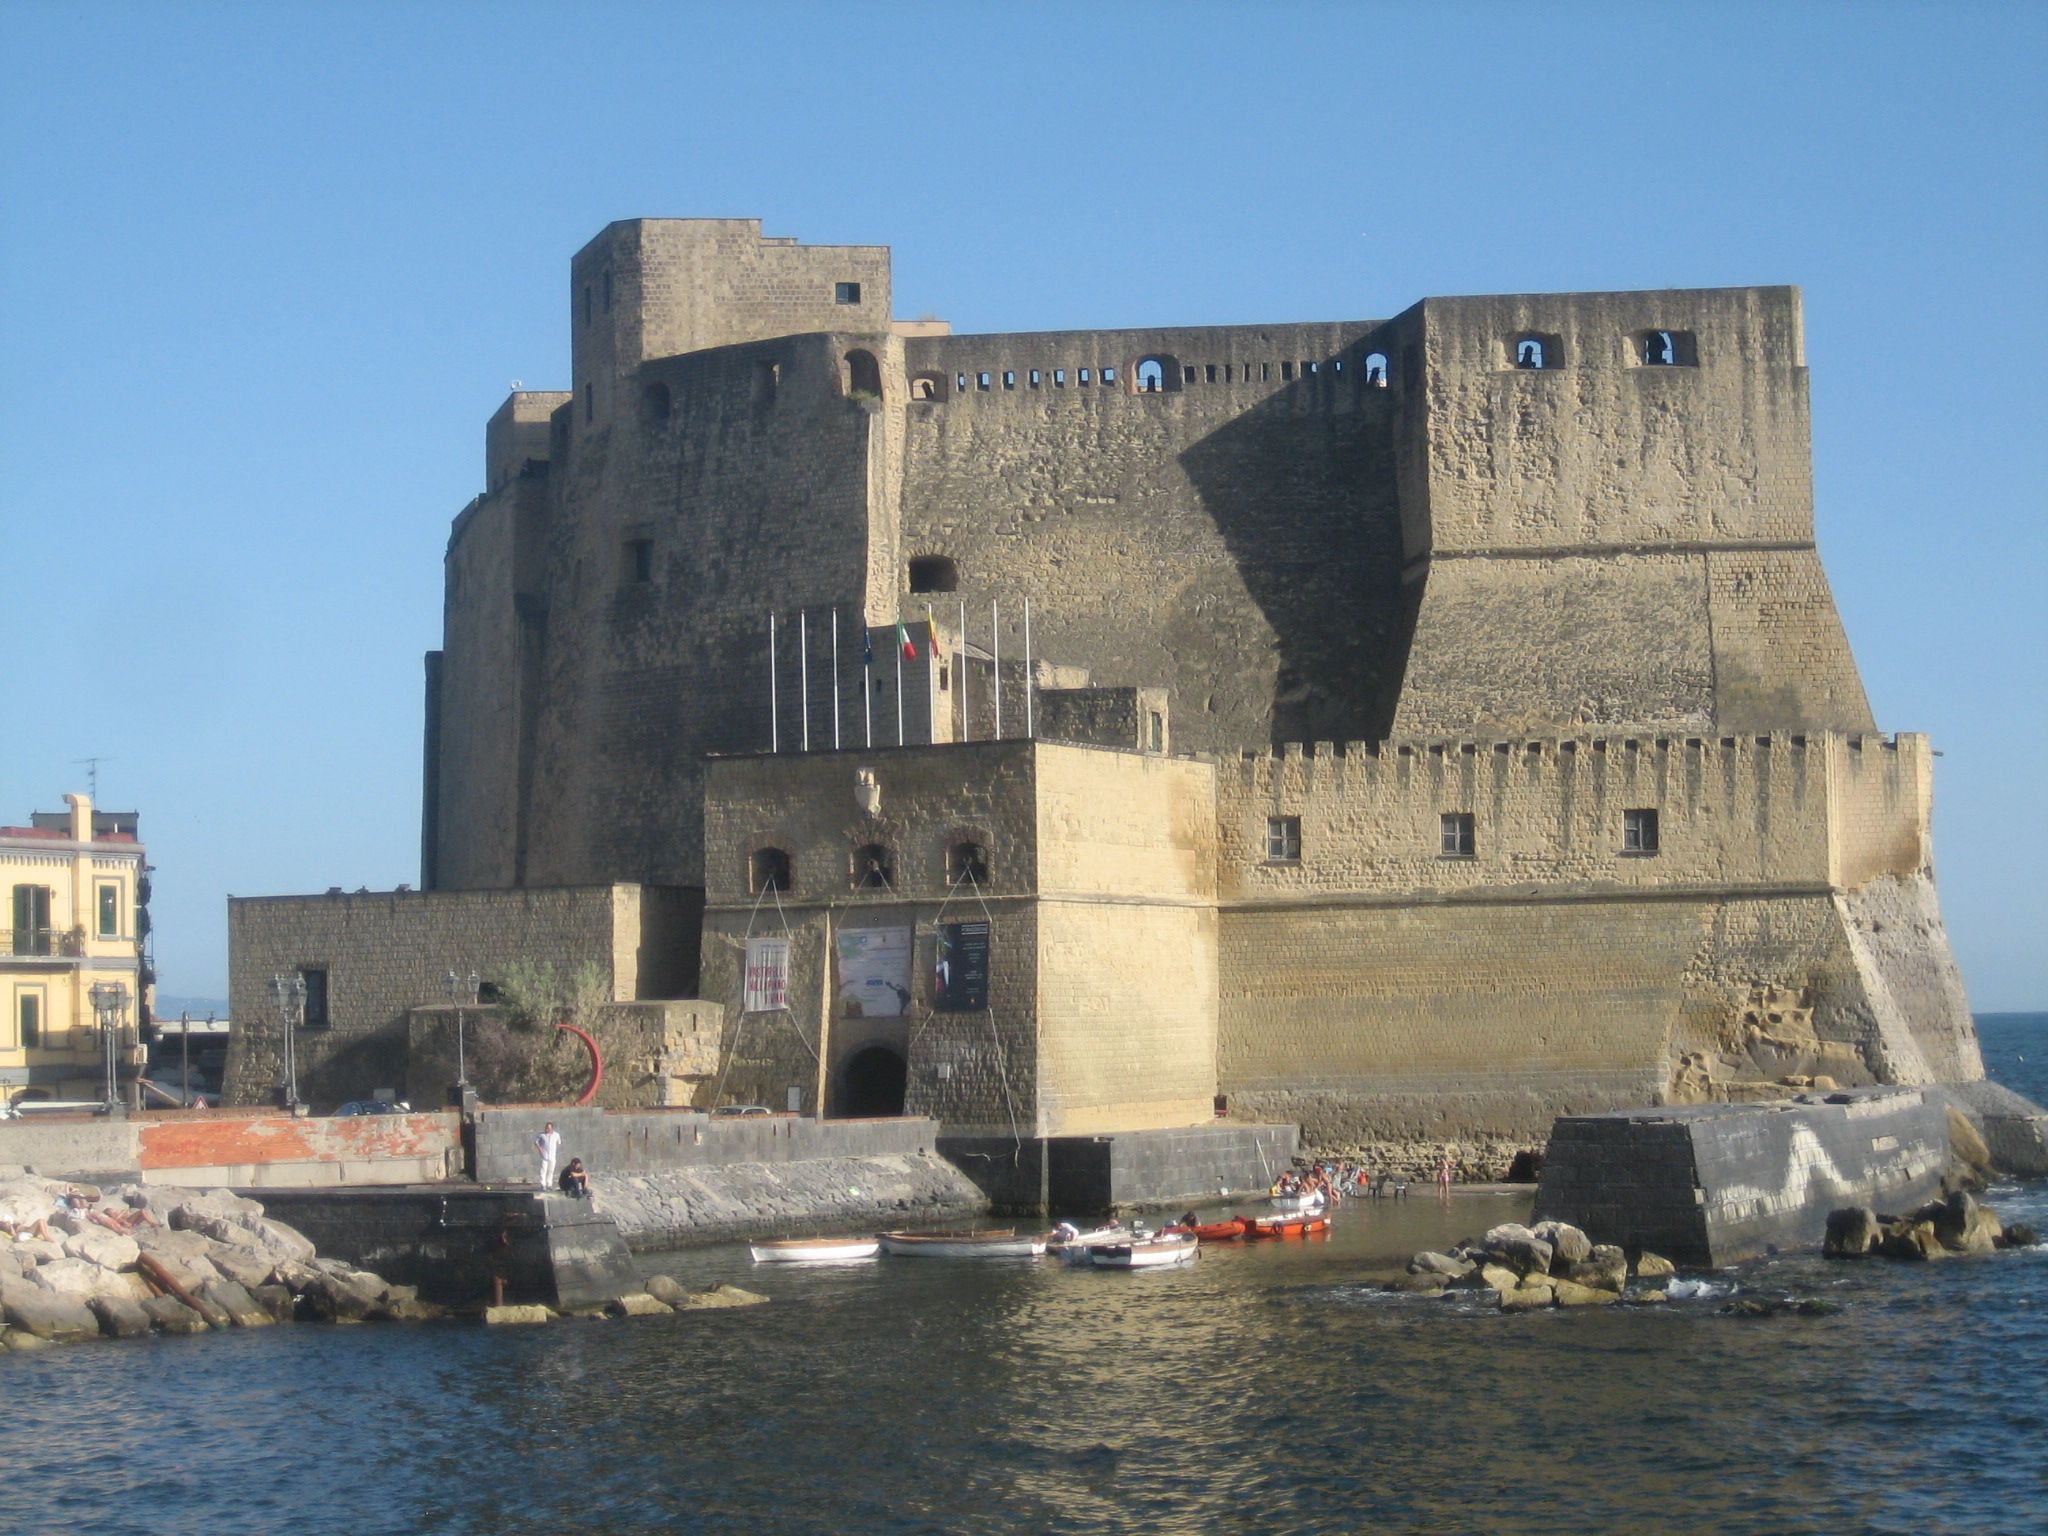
[895,623,905,745]
[831,610,841,750]
[959,599,969,743]
[769,612,779,753]
[992,600,1002,740]
[800,611,810,753]
[1023,597,1034,739]
[863,624,873,748]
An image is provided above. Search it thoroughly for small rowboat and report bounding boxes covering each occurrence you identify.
[748,1236,881,1264]
[1048,1224,1135,1264]
[878,1229,1048,1259]
[1266,1189,1328,1213]
[1089,1233,1199,1269]
[1182,1217,1250,1242]
[1244,1213,1330,1240]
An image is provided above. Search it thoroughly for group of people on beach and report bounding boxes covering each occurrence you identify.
[0,1184,161,1244]
[1275,1153,1461,1202]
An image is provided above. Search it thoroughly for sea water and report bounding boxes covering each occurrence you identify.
[2,1015,2043,1535]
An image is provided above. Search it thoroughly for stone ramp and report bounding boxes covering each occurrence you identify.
[591,1153,984,1250]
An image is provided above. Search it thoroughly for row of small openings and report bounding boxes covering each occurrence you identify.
[1139,352,1392,391]
[1507,330,1698,370]
[749,841,989,895]
[1262,809,1661,862]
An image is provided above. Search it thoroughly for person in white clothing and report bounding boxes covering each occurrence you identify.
[535,1122,561,1189]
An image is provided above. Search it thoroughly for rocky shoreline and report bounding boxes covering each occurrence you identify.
[2,1175,437,1350]
[1382,1219,1677,1309]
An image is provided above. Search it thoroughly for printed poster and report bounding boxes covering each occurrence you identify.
[836,926,912,1018]
[743,936,790,1013]
[934,921,990,1012]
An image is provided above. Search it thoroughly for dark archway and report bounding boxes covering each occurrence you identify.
[838,1044,907,1118]
[844,348,883,398]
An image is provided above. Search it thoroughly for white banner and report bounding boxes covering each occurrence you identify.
[743,936,790,1013]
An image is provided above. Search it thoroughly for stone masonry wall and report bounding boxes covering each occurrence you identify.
[225,885,696,1110]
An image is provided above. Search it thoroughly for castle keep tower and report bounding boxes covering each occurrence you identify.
[383,219,1989,1153]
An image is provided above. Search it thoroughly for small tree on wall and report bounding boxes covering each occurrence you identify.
[453,959,610,1102]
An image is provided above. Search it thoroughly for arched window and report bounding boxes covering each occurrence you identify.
[1637,329,1697,366]
[1511,333,1563,371]
[909,372,945,401]
[640,381,672,425]
[947,841,989,887]
[908,555,958,593]
[1133,355,1182,393]
[844,349,882,398]
[851,844,895,890]
[749,848,791,894]
[1363,352,1390,387]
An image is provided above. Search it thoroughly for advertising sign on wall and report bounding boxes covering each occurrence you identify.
[836,926,912,1018]
[934,921,991,1012]
[743,936,790,1013]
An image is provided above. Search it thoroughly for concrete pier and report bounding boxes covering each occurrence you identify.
[938,1123,1300,1216]
[1534,1087,1950,1267]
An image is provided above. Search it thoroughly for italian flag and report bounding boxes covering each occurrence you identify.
[896,621,918,661]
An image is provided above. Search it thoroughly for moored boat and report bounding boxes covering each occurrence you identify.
[878,1228,1049,1259]
[1089,1233,1199,1269]
[1266,1189,1328,1213]
[1048,1223,1135,1263]
[1244,1213,1330,1240]
[1182,1217,1250,1242]
[748,1236,882,1263]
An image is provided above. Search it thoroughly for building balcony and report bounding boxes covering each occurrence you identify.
[3,927,87,963]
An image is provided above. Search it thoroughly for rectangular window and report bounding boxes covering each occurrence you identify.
[1205,364,1218,383]
[835,281,861,305]
[11,884,51,956]
[97,882,119,938]
[622,538,653,585]
[1054,369,1066,388]
[1623,808,1661,854]
[18,990,41,1049]
[1029,369,1041,388]
[1078,368,1092,385]
[1281,361,1295,380]
[1266,816,1301,862]
[1440,812,1476,858]
[1148,711,1165,753]
[301,968,329,1029]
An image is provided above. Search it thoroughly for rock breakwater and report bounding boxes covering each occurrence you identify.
[1386,1219,1675,1310]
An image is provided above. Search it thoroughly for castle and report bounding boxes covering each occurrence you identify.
[228,219,1985,1173]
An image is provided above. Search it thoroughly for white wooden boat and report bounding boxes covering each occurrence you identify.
[1049,1223,1135,1264]
[748,1236,881,1264]
[1266,1189,1328,1213]
[1089,1233,1200,1269]
[878,1228,1048,1259]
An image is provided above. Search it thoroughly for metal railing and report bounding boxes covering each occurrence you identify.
[3,927,86,959]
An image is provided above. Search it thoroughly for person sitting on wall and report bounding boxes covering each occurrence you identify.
[558,1158,590,1199]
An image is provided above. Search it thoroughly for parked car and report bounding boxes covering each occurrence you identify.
[138,1079,215,1109]
[711,1104,773,1118]
[333,1099,412,1117]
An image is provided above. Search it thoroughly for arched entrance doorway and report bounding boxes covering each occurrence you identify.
[837,1043,907,1118]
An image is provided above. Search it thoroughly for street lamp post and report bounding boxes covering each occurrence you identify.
[88,980,129,1116]
[271,972,307,1113]
[445,968,480,1108]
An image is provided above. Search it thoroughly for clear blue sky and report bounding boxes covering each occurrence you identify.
[2,2,2042,1009]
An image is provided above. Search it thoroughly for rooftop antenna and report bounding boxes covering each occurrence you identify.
[73,756,113,799]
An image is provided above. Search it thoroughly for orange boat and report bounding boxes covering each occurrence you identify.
[1183,1217,1250,1242]
[1244,1213,1330,1240]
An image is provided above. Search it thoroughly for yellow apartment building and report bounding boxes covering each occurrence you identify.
[2,793,151,1108]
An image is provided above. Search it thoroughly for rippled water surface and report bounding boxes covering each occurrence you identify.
[4,1016,2044,1535]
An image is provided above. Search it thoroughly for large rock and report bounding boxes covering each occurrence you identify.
[135,1226,220,1264]
[1478,1223,1554,1277]
[1407,1251,1474,1279]
[1382,1271,1452,1294]
[483,1304,553,1326]
[13,1237,63,1266]
[670,1284,769,1311]
[1877,1219,1945,1261]
[1565,1245,1629,1293]
[140,1295,209,1334]
[2,1280,101,1342]
[207,1244,280,1291]
[251,1218,317,1264]
[1477,1262,1522,1295]
[88,1293,154,1339]
[1531,1221,1592,1267]
[28,1257,105,1298]
[297,1269,386,1323]
[61,1226,141,1272]
[1946,1105,1994,1187]
[2003,1222,2040,1248]
[1824,1207,1880,1259]
[1499,1279,1555,1312]
[250,1284,298,1324]
[200,1278,274,1328]
[1933,1192,2000,1255]
[644,1274,690,1306]
[1550,1277,1621,1307]
[1634,1252,1677,1279]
